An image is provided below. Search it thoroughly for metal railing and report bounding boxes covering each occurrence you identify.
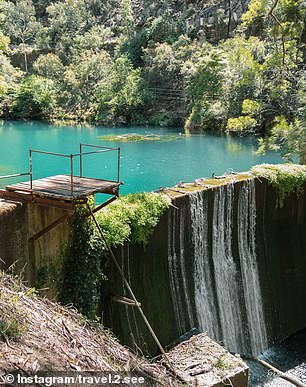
[79,143,121,182]
[0,172,30,180]
[0,143,120,198]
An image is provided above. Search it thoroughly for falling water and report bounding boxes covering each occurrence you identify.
[190,191,220,340]
[211,183,246,353]
[238,179,268,356]
[168,178,268,356]
[168,205,194,334]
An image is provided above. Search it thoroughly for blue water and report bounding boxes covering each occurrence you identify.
[0,120,283,194]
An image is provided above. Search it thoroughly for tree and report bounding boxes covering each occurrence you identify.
[242,0,306,163]
[1,0,40,72]
[0,32,22,116]
[10,75,57,119]
[33,53,65,79]
[43,0,91,58]
[59,50,113,119]
[96,55,147,123]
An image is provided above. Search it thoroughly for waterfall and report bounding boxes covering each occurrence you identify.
[211,183,246,354]
[238,179,268,356]
[167,178,268,356]
[190,191,220,340]
[168,205,194,334]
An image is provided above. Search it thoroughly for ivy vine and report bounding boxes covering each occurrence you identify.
[60,192,170,318]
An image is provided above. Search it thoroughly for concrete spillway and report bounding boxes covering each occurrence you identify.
[105,175,306,357]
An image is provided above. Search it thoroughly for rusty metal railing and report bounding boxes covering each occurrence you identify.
[79,143,120,183]
[0,172,30,180]
[28,144,120,197]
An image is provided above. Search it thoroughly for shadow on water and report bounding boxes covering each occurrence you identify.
[248,329,306,386]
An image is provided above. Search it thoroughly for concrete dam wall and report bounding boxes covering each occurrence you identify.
[0,172,305,360]
[104,176,306,357]
[0,200,70,295]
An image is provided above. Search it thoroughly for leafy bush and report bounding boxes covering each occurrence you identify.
[242,99,262,116]
[252,163,306,207]
[0,317,25,340]
[96,192,170,246]
[61,193,170,318]
[226,116,257,134]
[10,75,57,118]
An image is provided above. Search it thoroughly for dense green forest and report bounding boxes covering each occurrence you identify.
[0,0,305,162]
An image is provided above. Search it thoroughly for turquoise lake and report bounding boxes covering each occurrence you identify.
[0,120,283,194]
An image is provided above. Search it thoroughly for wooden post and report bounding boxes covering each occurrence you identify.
[80,144,83,178]
[70,155,74,197]
[117,148,121,183]
[30,150,33,190]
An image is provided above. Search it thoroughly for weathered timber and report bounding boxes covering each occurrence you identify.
[167,333,248,387]
[6,175,120,201]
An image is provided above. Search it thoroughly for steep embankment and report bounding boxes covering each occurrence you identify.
[0,272,172,385]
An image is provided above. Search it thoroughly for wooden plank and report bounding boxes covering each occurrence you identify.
[0,189,32,203]
[166,333,248,386]
[5,174,120,201]
[0,189,76,210]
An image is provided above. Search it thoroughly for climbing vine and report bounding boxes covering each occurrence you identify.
[252,164,306,207]
[60,192,170,319]
[60,202,103,319]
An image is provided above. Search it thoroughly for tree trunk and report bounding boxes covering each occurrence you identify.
[24,50,28,73]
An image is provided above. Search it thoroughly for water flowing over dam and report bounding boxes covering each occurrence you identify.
[168,179,268,356]
[77,175,306,358]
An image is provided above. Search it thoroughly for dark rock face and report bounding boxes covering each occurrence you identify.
[103,178,306,357]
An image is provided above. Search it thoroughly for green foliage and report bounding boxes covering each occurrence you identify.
[252,163,306,207]
[242,99,262,116]
[1,0,40,45]
[10,75,56,118]
[60,203,102,319]
[71,26,114,56]
[241,0,267,25]
[117,0,134,37]
[226,116,257,134]
[212,354,232,371]
[96,192,170,246]
[0,32,9,52]
[257,116,306,163]
[60,193,169,318]
[0,33,22,98]
[33,53,65,79]
[1,0,40,72]
[43,0,91,55]
[99,133,180,142]
[96,55,147,123]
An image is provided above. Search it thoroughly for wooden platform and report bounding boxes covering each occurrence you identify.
[4,174,120,201]
[167,333,248,387]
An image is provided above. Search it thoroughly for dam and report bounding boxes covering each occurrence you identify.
[104,171,306,360]
[0,165,305,385]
